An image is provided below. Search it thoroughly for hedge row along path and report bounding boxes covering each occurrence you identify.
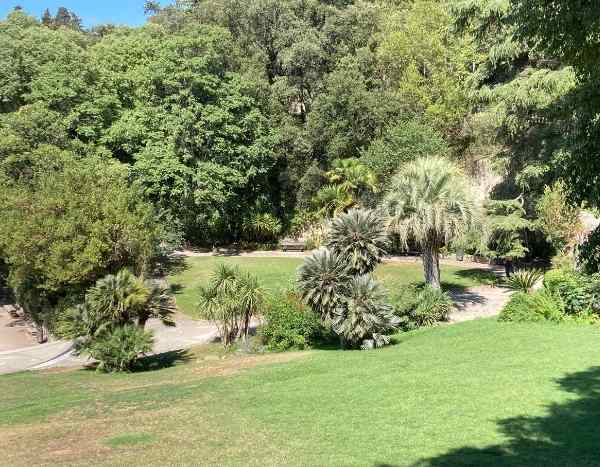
[0,250,510,375]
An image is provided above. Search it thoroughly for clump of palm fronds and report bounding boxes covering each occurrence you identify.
[326,208,389,275]
[297,248,351,321]
[505,269,543,293]
[331,275,400,348]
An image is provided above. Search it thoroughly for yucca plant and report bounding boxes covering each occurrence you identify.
[197,264,264,347]
[326,208,389,275]
[505,269,543,293]
[331,275,400,348]
[297,248,351,321]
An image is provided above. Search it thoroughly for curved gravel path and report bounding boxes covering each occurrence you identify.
[0,251,510,374]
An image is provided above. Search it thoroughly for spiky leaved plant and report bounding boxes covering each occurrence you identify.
[197,263,264,347]
[297,248,351,321]
[326,208,389,275]
[84,269,175,332]
[331,275,400,348]
[505,269,543,293]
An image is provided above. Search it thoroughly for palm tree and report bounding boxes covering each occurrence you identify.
[85,269,175,331]
[331,275,400,348]
[313,184,355,218]
[326,158,378,197]
[197,264,264,347]
[326,208,389,275]
[383,157,476,289]
[297,248,351,321]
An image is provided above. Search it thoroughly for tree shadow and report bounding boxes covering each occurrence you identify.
[155,253,189,276]
[132,349,192,372]
[448,288,488,310]
[453,268,502,285]
[412,366,600,466]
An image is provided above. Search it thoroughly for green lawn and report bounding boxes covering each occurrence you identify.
[3,319,600,466]
[168,256,496,317]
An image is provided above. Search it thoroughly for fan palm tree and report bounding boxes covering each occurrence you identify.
[383,157,476,289]
[85,269,175,332]
[326,209,389,275]
[297,248,351,321]
[326,158,378,196]
[313,184,355,218]
[331,275,400,348]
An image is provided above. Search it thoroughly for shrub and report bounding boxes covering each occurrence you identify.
[504,269,543,293]
[499,290,565,323]
[543,269,590,315]
[242,212,282,242]
[78,325,154,373]
[259,292,323,351]
[579,226,600,274]
[393,286,453,330]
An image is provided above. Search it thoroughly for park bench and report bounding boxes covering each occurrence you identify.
[280,241,305,252]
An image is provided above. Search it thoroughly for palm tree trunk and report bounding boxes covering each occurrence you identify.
[423,246,441,289]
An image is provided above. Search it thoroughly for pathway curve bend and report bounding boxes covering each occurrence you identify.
[0,251,509,374]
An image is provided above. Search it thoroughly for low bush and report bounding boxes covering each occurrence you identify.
[393,286,453,330]
[499,290,565,323]
[543,269,590,315]
[259,291,324,351]
[77,325,154,372]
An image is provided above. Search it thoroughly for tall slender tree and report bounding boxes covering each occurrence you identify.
[384,157,476,289]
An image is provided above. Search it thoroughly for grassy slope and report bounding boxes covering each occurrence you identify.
[168,256,496,318]
[2,319,600,466]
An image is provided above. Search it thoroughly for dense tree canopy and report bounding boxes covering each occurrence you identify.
[3,0,600,328]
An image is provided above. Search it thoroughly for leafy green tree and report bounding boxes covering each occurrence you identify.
[536,182,582,254]
[361,121,449,185]
[0,152,168,327]
[384,157,476,289]
[483,197,532,275]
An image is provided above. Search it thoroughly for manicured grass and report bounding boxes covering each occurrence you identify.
[3,319,600,466]
[168,256,496,317]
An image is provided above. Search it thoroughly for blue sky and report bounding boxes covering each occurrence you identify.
[0,1,172,27]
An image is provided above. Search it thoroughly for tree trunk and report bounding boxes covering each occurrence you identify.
[423,246,441,289]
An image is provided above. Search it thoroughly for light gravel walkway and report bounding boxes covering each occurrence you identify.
[0,251,509,374]
[449,285,512,323]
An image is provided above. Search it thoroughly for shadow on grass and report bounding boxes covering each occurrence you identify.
[412,366,600,466]
[453,268,501,285]
[156,254,189,276]
[132,349,192,372]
